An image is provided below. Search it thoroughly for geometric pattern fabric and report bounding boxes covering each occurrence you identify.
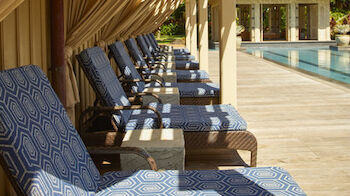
[78,47,244,132]
[144,82,220,98]
[98,167,306,196]
[139,35,195,61]
[0,66,305,196]
[0,65,101,195]
[123,37,207,80]
[134,36,200,69]
[110,41,219,98]
[125,102,247,131]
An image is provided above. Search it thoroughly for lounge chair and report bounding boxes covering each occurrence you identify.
[139,34,195,61]
[109,42,219,105]
[124,38,211,83]
[136,35,200,70]
[77,47,257,167]
[0,65,306,196]
[148,33,191,55]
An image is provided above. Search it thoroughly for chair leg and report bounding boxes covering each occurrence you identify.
[250,146,257,167]
[184,130,258,167]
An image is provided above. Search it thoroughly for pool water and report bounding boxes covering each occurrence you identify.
[246,47,350,84]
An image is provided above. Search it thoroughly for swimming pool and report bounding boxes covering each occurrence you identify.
[246,47,350,84]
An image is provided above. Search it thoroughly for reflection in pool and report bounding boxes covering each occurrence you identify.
[246,47,350,84]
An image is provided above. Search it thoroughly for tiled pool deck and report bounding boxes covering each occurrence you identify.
[186,50,350,196]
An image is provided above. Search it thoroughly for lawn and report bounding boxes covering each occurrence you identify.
[156,35,185,45]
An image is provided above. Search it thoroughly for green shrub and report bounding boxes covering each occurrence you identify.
[160,23,185,36]
[159,2,185,36]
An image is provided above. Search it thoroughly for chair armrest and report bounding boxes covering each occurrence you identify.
[120,78,164,87]
[142,73,165,83]
[125,92,162,104]
[79,105,163,131]
[153,52,168,58]
[147,62,167,70]
[88,146,158,171]
[151,54,167,60]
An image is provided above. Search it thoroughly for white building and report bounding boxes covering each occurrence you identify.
[209,0,331,42]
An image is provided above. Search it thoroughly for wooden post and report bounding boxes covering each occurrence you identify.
[219,0,237,107]
[198,0,208,72]
[189,0,197,59]
[185,0,191,50]
[51,0,66,106]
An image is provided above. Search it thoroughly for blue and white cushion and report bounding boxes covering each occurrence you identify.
[0,65,101,195]
[147,69,210,80]
[77,47,240,132]
[124,38,202,77]
[125,103,246,131]
[141,35,195,61]
[0,66,305,196]
[148,33,190,55]
[109,42,218,97]
[173,60,200,70]
[77,47,133,128]
[97,167,306,196]
[145,82,220,97]
[135,36,199,69]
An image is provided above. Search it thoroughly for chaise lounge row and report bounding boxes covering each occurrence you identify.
[0,34,306,195]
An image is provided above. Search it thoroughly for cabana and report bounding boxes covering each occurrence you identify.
[0,0,254,194]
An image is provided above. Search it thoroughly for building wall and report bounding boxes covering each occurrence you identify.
[209,0,330,42]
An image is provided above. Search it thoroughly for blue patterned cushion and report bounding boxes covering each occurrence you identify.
[0,65,101,195]
[124,38,149,67]
[148,69,209,80]
[144,34,160,52]
[125,103,246,131]
[110,41,211,95]
[109,42,216,98]
[77,47,132,128]
[109,41,146,93]
[173,49,190,55]
[97,167,306,196]
[173,60,200,70]
[130,37,199,70]
[124,38,208,80]
[148,33,190,55]
[140,35,160,54]
[142,35,195,60]
[136,36,154,59]
[0,66,305,196]
[137,35,195,61]
[145,82,219,97]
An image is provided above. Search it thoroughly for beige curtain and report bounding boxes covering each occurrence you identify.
[126,0,165,37]
[134,0,182,35]
[152,0,183,32]
[150,0,183,33]
[100,0,182,44]
[63,0,130,116]
[0,0,24,22]
[101,0,158,43]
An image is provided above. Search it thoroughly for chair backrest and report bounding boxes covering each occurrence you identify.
[109,41,146,93]
[149,33,160,48]
[141,35,157,53]
[136,35,154,58]
[0,65,101,195]
[124,38,151,68]
[144,34,158,51]
[76,47,132,129]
